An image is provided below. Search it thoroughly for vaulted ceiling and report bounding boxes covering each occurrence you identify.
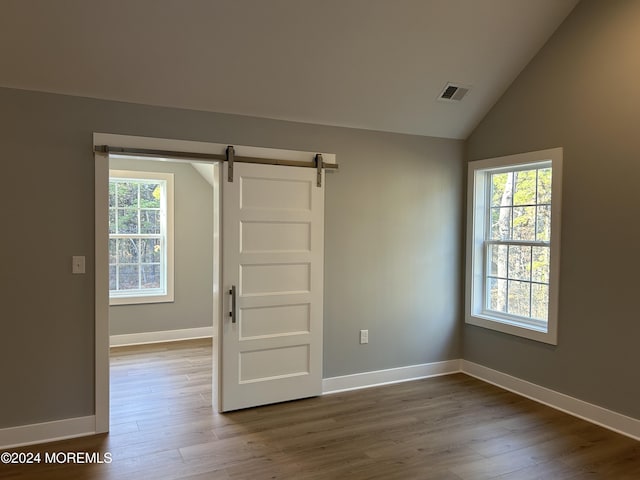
[0,0,579,139]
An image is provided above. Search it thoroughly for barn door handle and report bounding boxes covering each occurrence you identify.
[229,285,237,324]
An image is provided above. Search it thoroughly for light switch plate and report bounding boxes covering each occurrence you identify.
[72,256,86,274]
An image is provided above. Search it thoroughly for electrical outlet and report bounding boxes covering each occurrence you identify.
[360,329,369,344]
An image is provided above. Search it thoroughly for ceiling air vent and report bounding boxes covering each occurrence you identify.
[438,82,470,102]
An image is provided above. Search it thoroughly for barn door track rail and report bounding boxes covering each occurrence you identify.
[94,145,338,187]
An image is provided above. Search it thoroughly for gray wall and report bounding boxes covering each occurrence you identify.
[0,87,463,428]
[465,0,640,419]
[108,158,214,336]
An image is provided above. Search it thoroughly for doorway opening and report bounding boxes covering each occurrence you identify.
[95,133,334,432]
[105,153,220,429]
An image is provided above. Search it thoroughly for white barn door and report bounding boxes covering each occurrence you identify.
[220,162,324,411]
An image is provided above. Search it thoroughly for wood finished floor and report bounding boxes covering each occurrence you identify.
[3,338,639,479]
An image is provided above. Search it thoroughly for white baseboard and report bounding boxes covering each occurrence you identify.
[322,359,462,394]
[461,360,640,441]
[110,326,214,347]
[0,415,96,449]
[4,358,636,449]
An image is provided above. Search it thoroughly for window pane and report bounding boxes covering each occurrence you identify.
[109,182,116,208]
[490,172,512,207]
[508,246,531,281]
[508,280,530,317]
[513,170,537,206]
[141,265,161,289]
[512,206,535,241]
[532,246,550,283]
[536,205,551,242]
[531,283,549,321]
[118,238,139,264]
[537,168,552,204]
[140,183,161,208]
[140,238,161,263]
[488,244,508,277]
[490,207,512,240]
[140,210,160,234]
[109,173,172,301]
[116,182,138,208]
[109,239,117,264]
[109,266,117,290]
[487,277,507,313]
[109,174,172,301]
[117,209,138,234]
[109,209,116,234]
[118,265,139,290]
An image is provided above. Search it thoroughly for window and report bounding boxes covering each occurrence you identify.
[465,148,562,344]
[109,170,174,305]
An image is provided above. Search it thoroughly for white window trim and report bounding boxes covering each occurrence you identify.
[465,147,562,345]
[108,168,175,306]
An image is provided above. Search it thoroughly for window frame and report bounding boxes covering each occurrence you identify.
[108,169,175,305]
[465,148,562,345]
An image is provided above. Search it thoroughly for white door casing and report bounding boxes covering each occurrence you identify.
[220,162,324,411]
[94,133,334,432]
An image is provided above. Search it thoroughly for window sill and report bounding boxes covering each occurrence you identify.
[466,313,557,345]
[110,293,174,306]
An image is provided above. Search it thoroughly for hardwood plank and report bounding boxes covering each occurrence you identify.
[2,339,638,479]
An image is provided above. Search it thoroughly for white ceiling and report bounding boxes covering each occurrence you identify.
[0,0,579,139]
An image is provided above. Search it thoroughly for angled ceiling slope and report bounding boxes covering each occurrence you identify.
[0,0,579,139]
